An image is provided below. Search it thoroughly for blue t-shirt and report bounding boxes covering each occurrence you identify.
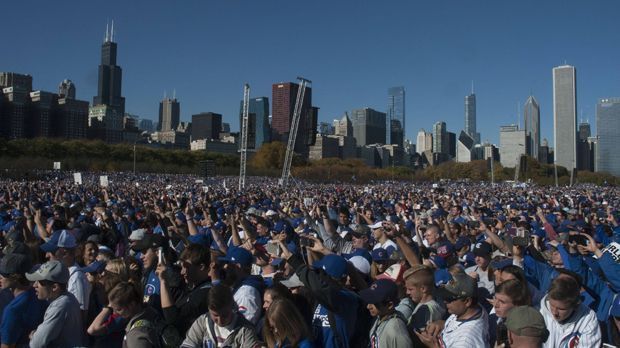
[312,290,358,348]
[1,288,48,345]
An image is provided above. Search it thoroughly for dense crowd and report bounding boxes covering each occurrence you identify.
[0,171,619,348]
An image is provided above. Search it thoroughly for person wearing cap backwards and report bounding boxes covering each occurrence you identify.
[360,279,412,348]
[40,229,92,323]
[539,276,601,348]
[217,247,263,326]
[501,306,549,348]
[0,252,47,347]
[415,273,490,348]
[27,260,85,347]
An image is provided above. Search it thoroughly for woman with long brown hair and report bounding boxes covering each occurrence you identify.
[263,298,315,348]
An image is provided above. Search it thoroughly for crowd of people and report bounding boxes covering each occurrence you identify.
[0,171,619,347]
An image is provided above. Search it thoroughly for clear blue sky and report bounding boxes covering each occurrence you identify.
[2,0,619,145]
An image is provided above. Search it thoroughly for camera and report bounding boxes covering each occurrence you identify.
[467,220,480,229]
[300,237,315,248]
[568,234,589,246]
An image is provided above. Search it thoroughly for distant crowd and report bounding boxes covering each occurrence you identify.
[0,171,619,347]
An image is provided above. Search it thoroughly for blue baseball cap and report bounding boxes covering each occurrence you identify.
[218,247,253,267]
[359,279,399,305]
[491,258,513,270]
[434,268,453,286]
[371,248,391,262]
[455,236,471,251]
[313,254,348,279]
[82,260,106,274]
[40,230,63,253]
[342,249,373,264]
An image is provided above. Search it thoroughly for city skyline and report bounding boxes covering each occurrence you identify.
[1,1,619,146]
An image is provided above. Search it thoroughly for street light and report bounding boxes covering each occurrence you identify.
[133,131,150,174]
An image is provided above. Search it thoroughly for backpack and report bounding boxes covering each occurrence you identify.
[129,318,182,348]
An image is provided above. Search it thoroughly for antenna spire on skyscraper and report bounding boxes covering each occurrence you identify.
[471,80,474,94]
[105,22,109,42]
[111,20,114,42]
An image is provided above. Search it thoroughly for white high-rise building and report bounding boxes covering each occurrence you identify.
[416,129,433,154]
[553,65,577,170]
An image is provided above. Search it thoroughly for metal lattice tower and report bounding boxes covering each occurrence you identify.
[239,83,250,191]
[280,77,311,186]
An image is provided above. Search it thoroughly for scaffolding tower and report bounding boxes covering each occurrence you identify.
[280,77,311,187]
[239,83,250,191]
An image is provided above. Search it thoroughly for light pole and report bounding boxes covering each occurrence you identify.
[133,131,149,174]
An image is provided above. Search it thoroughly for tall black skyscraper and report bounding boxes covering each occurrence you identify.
[93,22,125,116]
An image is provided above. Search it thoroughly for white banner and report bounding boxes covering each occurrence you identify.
[73,173,82,185]
[53,162,61,170]
[99,176,109,187]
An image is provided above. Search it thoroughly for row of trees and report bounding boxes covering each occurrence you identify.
[0,138,617,185]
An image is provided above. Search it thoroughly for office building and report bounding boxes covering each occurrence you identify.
[58,79,75,99]
[309,135,339,160]
[1,87,29,139]
[596,98,620,176]
[93,24,125,117]
[456,131,475,163]
[351,107,386,146]
[192,112,222,141]
[447,131,456,158]
[240,96,270,150]
[465,90,479,144]
[553,65,577,170]
[222,122,230,133]
[524,96,540,160]
[334,113,353,137]
[0,72,32,92]
[158,97,180,132]
[271,82,316,156]
[56,98,88,139]
[416,129,433,155]
[499,125,526,168]
[139,119,154,132]
[29,91,57,138]
[387,86,405,146]
[433,121,448,155]
[577,121,593,171]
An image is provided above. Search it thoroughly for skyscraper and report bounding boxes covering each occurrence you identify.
[553,65,577,170]
[577,121,594,171]
[58,79,75,99]
[240,97,270,150]
[271,82,316,156]
[158,97,180,132]
[351,108,386,146]
[465,89,479,144]
[387,86,405,146]
[596,98,620,176]
[192,112,222,140]
[93,23,125,117]
[416,129,433,155]
[523,96,540,160]
[499,125,527,168]
[334,113,353,137]
[433,121,448,154]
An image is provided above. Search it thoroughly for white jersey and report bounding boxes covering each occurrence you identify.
[439,304,490,348]
[233,284,262,325]
[539,295,601,348]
